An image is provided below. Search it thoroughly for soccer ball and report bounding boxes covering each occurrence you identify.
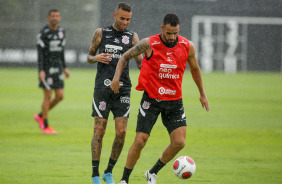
[173,156,196,179]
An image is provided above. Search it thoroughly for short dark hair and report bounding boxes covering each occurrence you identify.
[116,2,132,12]
[163,14,180,27]
[48,9,59,16]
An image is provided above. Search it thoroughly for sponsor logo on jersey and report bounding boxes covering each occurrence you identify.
[104,28,112,32]
[49,67,60,75]
[104,79,111,86]
[104,79,123,86]
[105,44,123,59]
[124,31,133,35]
[179,40,188,44]
[160,64,177,69]
[167,57,172,62]
[105,44,122,53]
[122,35,129,44]
[159,64,179,79]
[114,38,120,43]
[49,40,63,52]
[99,101,106,111]
[142,101,151,109]
[152,41,161,45]
[158,87,176,95]
[106,36,112,38]
[167,52,174,55]
[120,96,130,104]
[58,31,64,39]
[44,28,50,33]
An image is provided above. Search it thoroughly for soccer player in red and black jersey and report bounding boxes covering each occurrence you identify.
[111,14,209,184]
[33,9,70,135]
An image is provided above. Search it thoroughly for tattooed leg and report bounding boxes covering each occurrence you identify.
[91,117,108,160]
[110,117,128,160]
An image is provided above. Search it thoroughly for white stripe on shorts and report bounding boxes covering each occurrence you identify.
[123,107,130,117]
[93,98,103,118]
[182,112,186,119]
[139,105,146,117]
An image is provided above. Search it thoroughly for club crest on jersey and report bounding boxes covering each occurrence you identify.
[47,77,53,85]
[58,31,64,39]
[142,101,151,109]
[122,35,129,44]
[99,101,106,111]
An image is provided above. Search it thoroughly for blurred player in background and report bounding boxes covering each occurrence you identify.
[87,2,142,184]
[111,14,209,184]
[33,9,70,135]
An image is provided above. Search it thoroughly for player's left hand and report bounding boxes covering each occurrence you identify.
[200,95,209,112]
[64,68,70,79]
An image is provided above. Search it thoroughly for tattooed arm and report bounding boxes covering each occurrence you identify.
[110,38,151,93]
[132,33,143,70]
[87,28,112,64]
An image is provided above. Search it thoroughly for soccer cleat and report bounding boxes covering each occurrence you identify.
[145,170,157,184]
[33,114,44,131]
[43,126,57,135]
[118,180,127,184]
[92,176,102,184]
[102,172,115,184]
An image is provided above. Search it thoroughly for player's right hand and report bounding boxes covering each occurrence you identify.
[95,53,112,64]
[39,70,46,82]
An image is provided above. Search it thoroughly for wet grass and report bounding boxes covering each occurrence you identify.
[0,67,281,183]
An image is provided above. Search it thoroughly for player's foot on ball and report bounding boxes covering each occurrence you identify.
[43,126,57,135]
[145,170,157,184]
[118,180,127,184]
[92,176,102,184]
[102,172,115,184]
[33,114,44,131]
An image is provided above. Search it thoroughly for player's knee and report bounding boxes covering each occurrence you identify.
[172,140,185,150]
[56,93,64,101]
[134,135,148,149]
[116,128,126,139]
[94,126,106,136]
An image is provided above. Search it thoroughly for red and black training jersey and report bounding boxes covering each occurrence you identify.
[136,34,189,100]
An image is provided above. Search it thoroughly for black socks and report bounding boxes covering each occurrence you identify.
[104,158,117,173]
[150,159,166,175]
[121,167,133,183]
[92,160,100,177]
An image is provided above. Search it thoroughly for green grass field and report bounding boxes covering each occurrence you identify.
[0,67,281,184]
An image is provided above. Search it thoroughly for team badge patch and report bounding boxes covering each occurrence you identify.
[99,101,106,111]
[122,35,129,44]
[142,101,151,109]
[58,31,64,39]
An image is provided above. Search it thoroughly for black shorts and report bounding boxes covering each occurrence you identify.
[39,73,64,89]
[137,91,187,135]
[92,88,131,119]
